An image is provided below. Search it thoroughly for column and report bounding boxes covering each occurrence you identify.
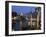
[37,12,39,29]
[30,15,32,28]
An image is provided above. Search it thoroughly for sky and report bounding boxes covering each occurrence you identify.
[12,6,36,15]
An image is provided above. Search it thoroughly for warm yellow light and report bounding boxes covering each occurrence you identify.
[12,17,16,20]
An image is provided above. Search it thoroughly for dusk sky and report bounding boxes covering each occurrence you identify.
[12,6,36,15]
